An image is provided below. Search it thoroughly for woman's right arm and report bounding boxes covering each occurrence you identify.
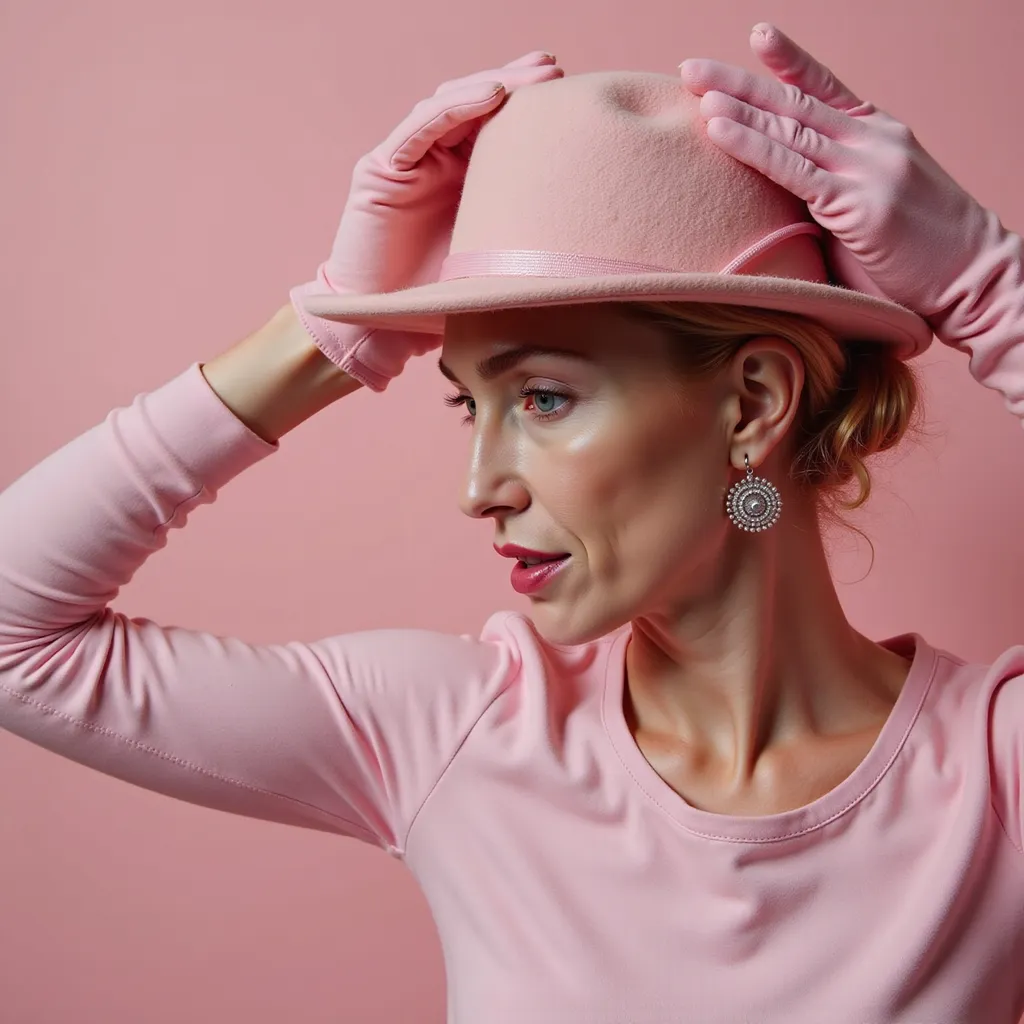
[0,329,514,857]
[200,303,363,444]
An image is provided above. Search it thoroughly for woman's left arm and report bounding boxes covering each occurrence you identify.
[680,23,1024,426]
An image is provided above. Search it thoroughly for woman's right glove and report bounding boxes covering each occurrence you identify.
[290,52,563,392]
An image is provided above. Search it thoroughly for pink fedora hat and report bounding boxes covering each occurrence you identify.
[301,70,933,360]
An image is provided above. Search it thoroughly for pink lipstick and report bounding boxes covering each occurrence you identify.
[508,555,570,595]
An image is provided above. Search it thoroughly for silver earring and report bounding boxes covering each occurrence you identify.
[726,454,782,532]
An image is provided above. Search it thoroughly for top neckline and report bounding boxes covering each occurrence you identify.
[600,627,939,844]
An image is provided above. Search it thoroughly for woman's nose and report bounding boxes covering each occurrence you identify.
[457,432,530,520]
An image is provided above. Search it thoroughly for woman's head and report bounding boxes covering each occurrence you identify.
[439,300,922,645]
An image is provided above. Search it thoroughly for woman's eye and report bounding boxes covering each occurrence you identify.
[441,393,475,419]
[442,387,571,424]
[529,390,564,415]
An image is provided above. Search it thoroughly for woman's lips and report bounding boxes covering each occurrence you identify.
[509,555,571,595]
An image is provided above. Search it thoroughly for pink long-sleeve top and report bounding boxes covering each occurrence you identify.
[3,261,1024,1024]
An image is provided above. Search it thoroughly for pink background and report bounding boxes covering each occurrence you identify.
[2,0,1022,1020]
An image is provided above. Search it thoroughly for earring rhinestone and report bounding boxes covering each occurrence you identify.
[726,454,782,532]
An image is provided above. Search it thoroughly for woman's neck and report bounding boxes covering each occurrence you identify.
[624,497,911,780]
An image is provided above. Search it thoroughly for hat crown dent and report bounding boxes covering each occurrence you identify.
[449,70,828,283]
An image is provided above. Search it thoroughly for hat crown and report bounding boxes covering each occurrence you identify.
[298,68,933,363]
[450,70,824,279]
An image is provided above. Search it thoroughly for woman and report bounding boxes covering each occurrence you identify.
[1,24,1022,1023]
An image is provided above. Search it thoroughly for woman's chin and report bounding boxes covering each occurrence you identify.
[530,601,632,649]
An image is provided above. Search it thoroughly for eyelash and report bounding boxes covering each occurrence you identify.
[442,385,571,426]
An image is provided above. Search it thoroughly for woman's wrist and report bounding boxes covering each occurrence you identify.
[201,303,363,443]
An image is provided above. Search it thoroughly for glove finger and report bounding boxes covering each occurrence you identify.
[501,50,558,68]
[441,114,491,151]
[699,91,845,171]
[703,116,830,208]
[380,79,508,171]
[434,62,562,100]
[749,23,870,115]
[394,64,562,159]
[433,52,558,95]
[437,64,564,147]
[681,57,863,142]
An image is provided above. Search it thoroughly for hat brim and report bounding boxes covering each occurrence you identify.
[302,272,933,360]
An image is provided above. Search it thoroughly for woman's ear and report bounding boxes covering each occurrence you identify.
[725,336,805,472]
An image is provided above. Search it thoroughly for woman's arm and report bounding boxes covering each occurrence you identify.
[201,303,363,444]
[0,326,509,854]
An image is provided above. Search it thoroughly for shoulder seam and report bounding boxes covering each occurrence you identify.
[982,659,1024,860]
[990,794,1024,859]
[934,648,1024,861]
[398,636,518,857]
[395,617,625,858]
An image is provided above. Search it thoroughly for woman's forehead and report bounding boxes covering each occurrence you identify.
[441,305,624,370]
[440,305,674,384]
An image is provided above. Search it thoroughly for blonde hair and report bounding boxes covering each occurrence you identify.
[615,300,927,540]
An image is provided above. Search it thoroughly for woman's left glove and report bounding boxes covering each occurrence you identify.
[679,23,1024,416]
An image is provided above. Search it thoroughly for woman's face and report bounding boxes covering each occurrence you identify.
[439,303,744,646]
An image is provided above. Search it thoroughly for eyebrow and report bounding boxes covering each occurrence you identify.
[437,345,595,385]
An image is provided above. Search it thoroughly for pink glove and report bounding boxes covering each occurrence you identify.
[290,52,563,392]
[680,23,1024,418]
